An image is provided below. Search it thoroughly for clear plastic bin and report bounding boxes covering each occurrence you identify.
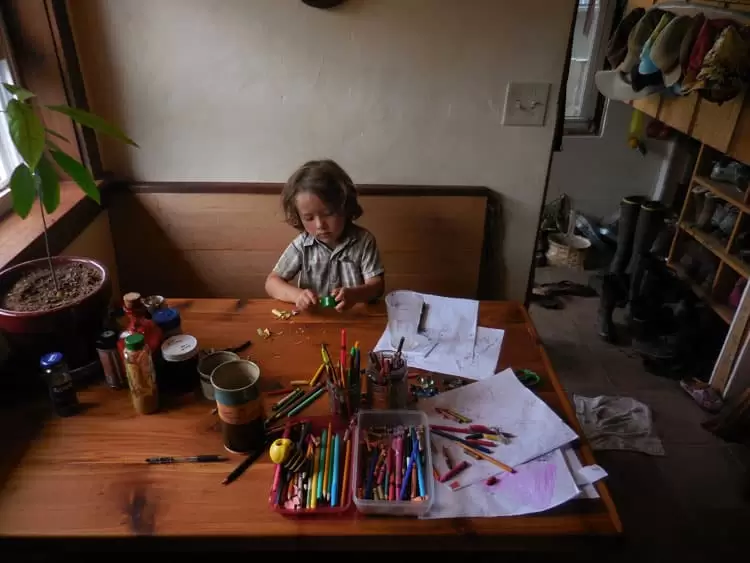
[351,409,434,516]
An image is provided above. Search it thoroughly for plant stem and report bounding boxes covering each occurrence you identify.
[37,182,59,292]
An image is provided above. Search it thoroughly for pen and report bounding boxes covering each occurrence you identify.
[146,455,228,464]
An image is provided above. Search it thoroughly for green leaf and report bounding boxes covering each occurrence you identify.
[36,155,60,214]
[9,164,36,218]
[50,149,99,204]
[6,99,45,169]
[2,83,35,102]
[46,104,138,147]
[45,127,69,142]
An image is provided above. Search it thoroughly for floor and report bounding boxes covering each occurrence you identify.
[530,267,750,562]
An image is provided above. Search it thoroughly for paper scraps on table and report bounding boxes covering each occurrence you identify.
[419,368,579,490]
[422,448,581,519]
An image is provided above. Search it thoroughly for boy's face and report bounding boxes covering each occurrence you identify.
[295,192,346,246]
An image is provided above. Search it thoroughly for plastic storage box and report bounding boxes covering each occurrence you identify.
[351,409,434,516]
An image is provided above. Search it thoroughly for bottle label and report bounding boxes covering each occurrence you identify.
[217,398,263,426]
[125,362,156,398]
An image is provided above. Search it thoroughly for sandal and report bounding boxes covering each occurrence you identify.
[679,378,724,413]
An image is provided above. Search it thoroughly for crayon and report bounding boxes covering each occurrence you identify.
[439,460,470,483]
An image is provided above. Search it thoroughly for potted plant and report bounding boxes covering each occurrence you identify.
[0,83,137,377]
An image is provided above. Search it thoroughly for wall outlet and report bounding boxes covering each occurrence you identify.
[502,82,551,127]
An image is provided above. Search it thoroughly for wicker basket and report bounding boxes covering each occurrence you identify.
[545,232,591,269]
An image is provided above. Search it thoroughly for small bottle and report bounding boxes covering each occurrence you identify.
[123,333,159,415]
[39,352,79,417]
[96,330,128,389]
[117,292,164,366]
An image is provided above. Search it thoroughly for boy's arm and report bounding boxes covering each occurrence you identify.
[265,239,317,308]
[331,231,385,310]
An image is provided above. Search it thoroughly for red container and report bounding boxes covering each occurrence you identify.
[269,415,354,517]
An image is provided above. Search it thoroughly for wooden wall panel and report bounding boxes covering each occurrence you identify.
[108,189,488,300]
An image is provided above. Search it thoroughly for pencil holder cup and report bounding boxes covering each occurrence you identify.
[326,379,360,419]
[365,351,408,410]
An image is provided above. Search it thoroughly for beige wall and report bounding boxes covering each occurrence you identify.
[68,0,575,301]
[61,211,121,301]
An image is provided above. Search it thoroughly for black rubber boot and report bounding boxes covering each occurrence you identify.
[627,201,666,304]
[597,274,619,343]
[609,196,646,275]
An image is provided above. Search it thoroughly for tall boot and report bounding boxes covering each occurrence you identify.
[627,201,666,304]
[609,196,646,274]
[597,274,619,343]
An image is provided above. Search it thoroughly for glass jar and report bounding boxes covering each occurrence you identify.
[96,329,128,389]
[117,292,164,367]
[39,352,79,417]
[160,334,199,394]
[124,333,159,414]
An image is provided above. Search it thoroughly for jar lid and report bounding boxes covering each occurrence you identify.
[161,334,199,362]
[125,333,146,351]
[96,329,119,348]
[152,308,180,329]
[123,292,142,309]
[40,352,64,368]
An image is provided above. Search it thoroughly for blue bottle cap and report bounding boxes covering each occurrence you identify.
[40,352,64,368]
[152,308,180,328]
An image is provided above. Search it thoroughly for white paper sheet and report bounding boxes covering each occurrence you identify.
[375,326,503,380]
[421,448,581,519]
[419,368,579,490]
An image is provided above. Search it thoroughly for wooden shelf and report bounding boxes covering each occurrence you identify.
[668,261,734,324]
[680,223,750,279]
[693,176,750,214]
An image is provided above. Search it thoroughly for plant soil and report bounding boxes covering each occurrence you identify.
[1,263,102,313]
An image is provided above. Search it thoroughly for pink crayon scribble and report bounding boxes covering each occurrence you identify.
[490,462,556,510]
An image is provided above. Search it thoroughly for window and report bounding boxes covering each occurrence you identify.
[0,15,21,219]
[564,0,617,134]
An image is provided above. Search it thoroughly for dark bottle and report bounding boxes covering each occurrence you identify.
[40,352,80,417]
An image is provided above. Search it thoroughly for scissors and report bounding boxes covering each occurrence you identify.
[514,369,541,388]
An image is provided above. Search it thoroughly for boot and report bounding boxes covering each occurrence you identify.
[627,201,666,304]
[597,274,619,343]
[609,196,645,275]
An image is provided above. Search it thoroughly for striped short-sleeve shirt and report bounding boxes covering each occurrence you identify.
[272,224,385,298]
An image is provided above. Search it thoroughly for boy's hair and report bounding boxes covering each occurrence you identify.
[282,159,363,230]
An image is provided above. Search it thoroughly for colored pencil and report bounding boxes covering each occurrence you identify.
[309,363,325,387]
[317,428,327,501]
[400,449,416,500]
[458,443,516,473]
[310,443,320,509]
[341,433,351,506]
[323,423,332,500]
[285,386,325,417]
[431,428,492,454]
[330,433,341,507]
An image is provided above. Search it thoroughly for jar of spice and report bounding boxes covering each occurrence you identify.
[160,334,199,394]
[152,308,182,339]
[124,333,159,414]
[39,352,79,417]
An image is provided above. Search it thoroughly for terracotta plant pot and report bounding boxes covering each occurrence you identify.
[0,256,112,374]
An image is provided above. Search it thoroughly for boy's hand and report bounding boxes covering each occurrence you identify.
[295,289,318,311]
[331,287,354,312]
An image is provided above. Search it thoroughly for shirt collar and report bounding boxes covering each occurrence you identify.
[301,226,358,253]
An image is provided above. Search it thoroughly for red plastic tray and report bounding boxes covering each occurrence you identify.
[269,415,354,517]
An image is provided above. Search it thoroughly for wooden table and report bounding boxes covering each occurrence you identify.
[0,299,621,549]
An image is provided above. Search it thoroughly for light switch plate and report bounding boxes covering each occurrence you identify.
[502,82,551,127]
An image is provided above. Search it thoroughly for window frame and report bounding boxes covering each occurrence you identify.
[563,0,618,136]
[0,7,22,220]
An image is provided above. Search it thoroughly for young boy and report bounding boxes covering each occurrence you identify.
[265,159,385,312]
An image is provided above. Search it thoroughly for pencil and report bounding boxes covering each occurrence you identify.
[323,423,332,500]
[330,433,341,507]
[309,363,325,387]
[317,428,327,501]
[310,443,320,509]
[458,443,516,473]
[341,433,352,506]
[285,386,325,417]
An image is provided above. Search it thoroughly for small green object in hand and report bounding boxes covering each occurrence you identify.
[319,295,337,308]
